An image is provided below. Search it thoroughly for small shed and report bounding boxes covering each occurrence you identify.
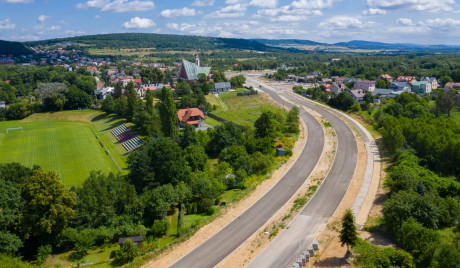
[118,236,143,247]
[213,82,231,94]
[276,145,287,157]
[0,101,5,109]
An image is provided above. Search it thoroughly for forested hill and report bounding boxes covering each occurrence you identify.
[24,33,291,52]
[0,40,31,56]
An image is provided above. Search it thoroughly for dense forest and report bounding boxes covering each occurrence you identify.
[0,40,30,56]
[24,33,290,53]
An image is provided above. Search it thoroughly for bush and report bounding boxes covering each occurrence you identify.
[36,244,52,265]
[150,219,169,238]
[115,239,138,264]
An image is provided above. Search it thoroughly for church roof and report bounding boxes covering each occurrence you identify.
[180,59,211,81]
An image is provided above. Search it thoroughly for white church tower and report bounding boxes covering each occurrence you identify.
[195,53,200,67]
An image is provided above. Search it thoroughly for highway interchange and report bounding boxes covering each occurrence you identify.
[170,75,362,268]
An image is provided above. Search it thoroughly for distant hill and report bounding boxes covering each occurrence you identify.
[255,38,460,52]
[24,33,290,52]
[0,40,30,56]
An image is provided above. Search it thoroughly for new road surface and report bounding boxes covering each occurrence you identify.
[170,75,358,268]
[246,77,358,268]
[170,83,325,268]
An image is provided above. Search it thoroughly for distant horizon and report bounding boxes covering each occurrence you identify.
[9,32,460,47]
[1,0,460,45]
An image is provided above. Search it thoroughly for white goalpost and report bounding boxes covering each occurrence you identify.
[6,127,23,134]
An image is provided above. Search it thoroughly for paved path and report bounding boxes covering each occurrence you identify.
[170,81,325,268]
[246,77,358,268]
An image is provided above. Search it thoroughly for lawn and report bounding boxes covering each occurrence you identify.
[0,110,131,186]
[206,90,286,128]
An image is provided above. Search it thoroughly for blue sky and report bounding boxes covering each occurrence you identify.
[1,0,460,44]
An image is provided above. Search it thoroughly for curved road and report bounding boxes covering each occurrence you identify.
[170,82,325,268]
[246,77,358,268]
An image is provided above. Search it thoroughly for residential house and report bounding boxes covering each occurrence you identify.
[330,82,346,93]
[177,55,211,82]
[213,82,231,94]
[421,77,439,90]
[133,78,142,85]
[177,108,205,127]
[322,78,332,83]
[0,101,5,109]
[396,76,416,84]
[349,90,365,102]
[444,82,460,90]
[355,80,376,92]
[96,81,105,90]
[372,88,395,98]
[378,74,393,82]
[390,81,411,92]
[411,81,432,93]
[119,77,133,87]
[94,87,114,100]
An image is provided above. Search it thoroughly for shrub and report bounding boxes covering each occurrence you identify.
[149,219,169,238]
[36,244,52,265]
[115,239,138,264]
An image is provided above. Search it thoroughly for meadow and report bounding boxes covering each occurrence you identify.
[0,110,131,186]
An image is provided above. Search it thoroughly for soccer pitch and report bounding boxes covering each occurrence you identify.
[0,112,128,186]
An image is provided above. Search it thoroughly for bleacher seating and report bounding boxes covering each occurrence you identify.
[122,137,143,151]
[111,124,143,152]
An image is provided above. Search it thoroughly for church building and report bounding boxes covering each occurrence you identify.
[177,54,211,82]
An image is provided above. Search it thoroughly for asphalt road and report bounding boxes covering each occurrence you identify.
[170,81,325,268]
[246,77,358,268]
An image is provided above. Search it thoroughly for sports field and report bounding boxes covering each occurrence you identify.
[0,110,131,186]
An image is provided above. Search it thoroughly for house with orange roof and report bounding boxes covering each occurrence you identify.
[378,74,393,82]
[177,108,205,127]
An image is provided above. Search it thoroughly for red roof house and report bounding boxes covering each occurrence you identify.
[177,108,205,127]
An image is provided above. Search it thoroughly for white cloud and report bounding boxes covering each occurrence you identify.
[290,0,337,9]
[64,30,86,35]
[38,15,51,23]
[250,0,277,8]
[422,18,460,28]
[319,16,366,30]
[367,0,455,12]
[207,3,247,18]
[2,0,33,3]
[191,0,214,6]
[123,17,156,28]
[48,25,61,30]
[0,18,16,30]
[397,18,413,26]
[160,7,197,18]
[10,34,39,41]
[166,23,179,30]
[362,8,386,15]
[77,0,155,13]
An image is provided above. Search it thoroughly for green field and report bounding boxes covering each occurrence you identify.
[206,90,287,127]
[0,110,131,186]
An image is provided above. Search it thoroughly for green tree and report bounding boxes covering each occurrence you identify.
[113,83,122,99]
[285,106,300,134]
[376,79,390,89]
[440,75,453,86]
[65,87,92,110]
[36,244,52,265]
[126,81,137,120]
[339,209,358,252]
[115,239,138,264]
[436,91,455,117]
[114,96,128,117]
[255,112,275,138]
[180,124,198,149]
[198,73,207,83]
[101,95,115,113]
[18,169,76,238]
[230,75,246,88]
[159,87,178,140]
[363,91,374,105]
[328,92,355,111]
[0,179,23,254]
[145,89,154,115]
[74,230,95,257]
[184,145,208,172]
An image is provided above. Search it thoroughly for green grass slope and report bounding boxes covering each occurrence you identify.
[0,110,131,186]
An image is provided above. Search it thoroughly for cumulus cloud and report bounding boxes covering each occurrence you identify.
[64,30,86,35]
[422,18,460,28]
[250,0,277,8]
[0,18,16,30]
[191,0,214,6]
[77,0,155,13]
[123,17,156,28]
[37,15,51,23]
[290,0,337,9]
[2,0,33,3]
[397,18,413,25]
[207,3,247,18]
[362,8,386,15]
[160,7,197,18]
[367,0,455,12]
[319,16,367,30]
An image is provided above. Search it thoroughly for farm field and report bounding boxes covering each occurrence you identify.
[206,89,287,127]
[0,110,132,186]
